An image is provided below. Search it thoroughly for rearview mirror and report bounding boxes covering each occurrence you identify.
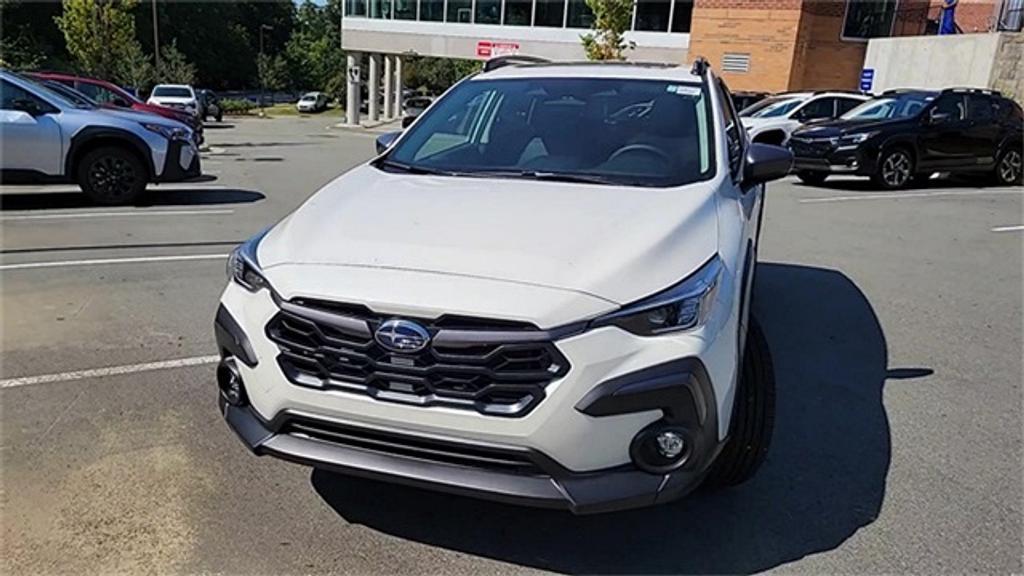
[744,143,793,185]
[375,131,401,155]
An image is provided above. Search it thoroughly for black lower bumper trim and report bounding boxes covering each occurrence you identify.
[220,400,712,514]
[157,139,202,182]
[214,305,258,367]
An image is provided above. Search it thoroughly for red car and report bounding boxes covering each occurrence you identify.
[27,72,203,144]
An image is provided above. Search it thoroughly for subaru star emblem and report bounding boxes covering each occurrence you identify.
[375,319,431,353]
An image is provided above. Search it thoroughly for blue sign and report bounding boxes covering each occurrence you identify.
[860,69,875,92]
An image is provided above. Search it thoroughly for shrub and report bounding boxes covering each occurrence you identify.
[220,98,254,115]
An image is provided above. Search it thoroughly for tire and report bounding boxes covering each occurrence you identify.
[796,171,827,186]
[994,147,1023,186]
[76,146,147,205]
[872,147,914,190]
[703,315,775,489]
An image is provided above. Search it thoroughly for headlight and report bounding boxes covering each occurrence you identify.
[592,256,724,336]
[142,122,190,141]
[838,132,876,146]
[227,229,272,292]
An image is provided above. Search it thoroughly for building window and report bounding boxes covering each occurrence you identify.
[420,0,443,20]
[368,0,392,18]
[394,0,416,19]
[671,0,693,32]
[348,0,368,16]
[567,0,594,28]
[635,0,670,31]
[534,0,564,26]
[842,0,898,39]
[476,0,501,23]
[504,0,532,24]
[447,0,472,22]
[999,0,1024,31]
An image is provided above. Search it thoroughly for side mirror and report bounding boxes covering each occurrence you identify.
[375,131,401,154]
[744,143,793,185]
[11,98,42,116]
[401,115,416,129]
[112,97,130,108]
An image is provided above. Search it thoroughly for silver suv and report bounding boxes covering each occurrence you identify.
[0,70,201,205]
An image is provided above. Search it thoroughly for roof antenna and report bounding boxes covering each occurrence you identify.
[691,57,710,76]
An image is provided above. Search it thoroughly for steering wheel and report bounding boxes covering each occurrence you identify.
[607,144,672,165]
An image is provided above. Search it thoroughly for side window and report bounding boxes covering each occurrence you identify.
[932,94,966,121]
[966,94,994,122]
[836,97,863,116]
[1,80,46,110]
[794,97,835,121]
[718,80,744,178]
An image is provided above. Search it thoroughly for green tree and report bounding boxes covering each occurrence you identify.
[55,0,139,78]
[403,57,481,95]
[1,0,71,71]
[116,41,154,92]
[157,40,197,84]
[257,52,288,92]
[580,0,634,60]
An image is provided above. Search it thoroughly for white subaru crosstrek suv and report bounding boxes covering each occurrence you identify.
[740,91,870,147]
[215,58,793,513]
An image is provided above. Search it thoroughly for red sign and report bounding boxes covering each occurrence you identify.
[476,41,520,59]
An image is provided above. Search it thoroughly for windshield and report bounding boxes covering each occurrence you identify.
[152,86,192,98]
[842,94,936,120]
[383,77,713,188]
[301,94,317,101]
[743,96,803,118]
[13,73,90,110]
[42,81,98,108]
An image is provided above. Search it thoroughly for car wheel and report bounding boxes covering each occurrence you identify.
[702,314,775,489]
[994,147,1023,186]
[77,146,147,205]
[796,171,827,186]
[872,147,914,190]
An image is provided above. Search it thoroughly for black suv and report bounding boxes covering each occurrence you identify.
[789,88,1023,189]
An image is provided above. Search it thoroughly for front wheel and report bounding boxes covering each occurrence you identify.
[702,315,775,489]
[994,147,1023,186]
[796,171,827,186]
[76,146,147,205]
[872,147,914,190]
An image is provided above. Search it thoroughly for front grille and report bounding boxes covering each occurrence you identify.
[265,298,571,417]
[789,138,836,159]
[281,416,547,475]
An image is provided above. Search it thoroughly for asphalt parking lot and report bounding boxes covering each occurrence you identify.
[2,117,1021,575]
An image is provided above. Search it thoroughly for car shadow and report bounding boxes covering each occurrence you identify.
[0,188,265,211]
[796,173,998,191]
[310,262,904,574]
[203,123,236,129]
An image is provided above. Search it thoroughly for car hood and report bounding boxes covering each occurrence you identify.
[794,117,908,138]
[740,116,790,132]
[149,96,195,104]
[95,107,190,128]
[258,164,720,306]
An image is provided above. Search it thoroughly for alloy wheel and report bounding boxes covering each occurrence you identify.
[999,150,1022,184]
[87,156,138,202]
[881,150,912,188]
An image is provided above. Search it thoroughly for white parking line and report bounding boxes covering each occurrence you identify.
[0,253,228,271]
[0,209,234,221]
[992,225,1024,233]
[0,355,221,389]
[0,184,228,194]
[799,189,1024,204]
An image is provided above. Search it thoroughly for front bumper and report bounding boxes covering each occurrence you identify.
[156,139,202,182]
[789,140,878,175]
[214,270,739,513]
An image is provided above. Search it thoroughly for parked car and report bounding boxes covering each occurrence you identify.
[789,88,1023,189]
[296,92,328,113]
[0,71,201,204]
[27,71,203,144]
[197,89,223,122]
[402,95,433,119]
[148,84,200,118]
[731,91,769,114]
[739,91,870,146]
[214,57,793,514]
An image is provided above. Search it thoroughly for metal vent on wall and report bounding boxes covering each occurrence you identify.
[722,53,751,74]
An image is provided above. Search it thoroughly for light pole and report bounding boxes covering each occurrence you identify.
[151,0,160,71]
[258,24,274,116]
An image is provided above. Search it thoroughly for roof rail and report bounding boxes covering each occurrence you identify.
[483,55,550,72]
[943,86,1002,96]
[691,56,710,77]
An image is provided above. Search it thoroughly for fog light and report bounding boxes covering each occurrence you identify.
[630,424,692,474]
[656,431,686,459]
[217,357,247,406]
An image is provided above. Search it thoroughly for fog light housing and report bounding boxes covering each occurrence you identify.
[217,357,247,406]
[630,424,692,474]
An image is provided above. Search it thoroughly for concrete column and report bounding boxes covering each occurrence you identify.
[368,53,381,122]
[345,52,362,126]
[394,56,404,119]
[383,55,394,119]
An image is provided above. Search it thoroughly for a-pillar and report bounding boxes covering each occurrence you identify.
[383,55,394,119]
[345,52,362,126]
[393,56,404,119]
[368,53,381,122]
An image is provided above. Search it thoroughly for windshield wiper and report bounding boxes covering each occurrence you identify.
[374,158,464,176]
[462,170,622,185]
